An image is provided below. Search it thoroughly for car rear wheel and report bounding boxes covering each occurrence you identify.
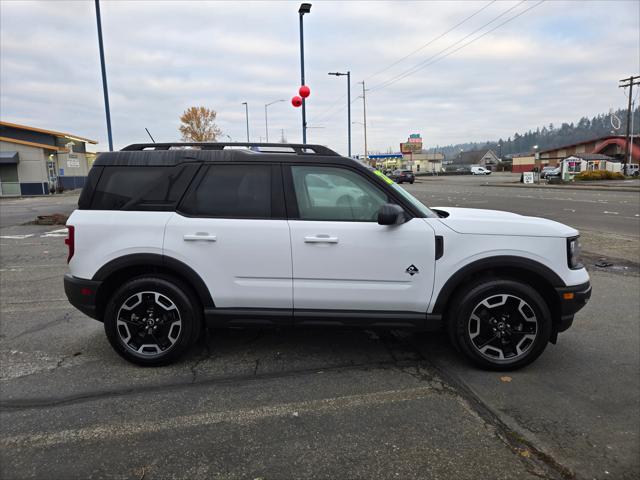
[447,278,552,370]
[104,276,202,366]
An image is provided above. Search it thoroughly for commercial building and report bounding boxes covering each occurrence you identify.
[0,121,97,196]
[368,154,403,170]
[561,153,620,176]
[453,149,501,171]
[402,151,444,173]
[538,135,640,164]
[511,152,562,173]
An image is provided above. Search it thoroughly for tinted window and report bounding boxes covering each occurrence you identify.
[90,164,199,210]
[291,166,388,221]
[180,164,272,218]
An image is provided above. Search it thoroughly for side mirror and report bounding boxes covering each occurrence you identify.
[377,203,405,225]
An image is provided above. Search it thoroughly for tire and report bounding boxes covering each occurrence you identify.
[104,275,202,366]
[447,278,552,370]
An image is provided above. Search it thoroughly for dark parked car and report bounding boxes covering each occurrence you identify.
[389,169,415,184]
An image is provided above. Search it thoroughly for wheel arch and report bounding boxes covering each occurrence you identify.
[432,256,564,332]
[92,253,214,320]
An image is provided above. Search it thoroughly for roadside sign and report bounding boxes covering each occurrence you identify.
[523,172,535,184]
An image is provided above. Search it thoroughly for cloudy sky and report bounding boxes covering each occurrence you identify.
[1,0,638,155]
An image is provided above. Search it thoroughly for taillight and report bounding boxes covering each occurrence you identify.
[65,225,75,263]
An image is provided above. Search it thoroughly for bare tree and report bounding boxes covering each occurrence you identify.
[179,106,222,142]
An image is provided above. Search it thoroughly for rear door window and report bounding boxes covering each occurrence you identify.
[179,164,282,219]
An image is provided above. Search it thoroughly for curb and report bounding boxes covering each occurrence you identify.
[481,183,640,193]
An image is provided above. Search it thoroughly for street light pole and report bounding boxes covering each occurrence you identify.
[94,0,113,151]
[298,3,311,144]
[265,99,285,143]
[242,102,249,142]
[328,71,351,157]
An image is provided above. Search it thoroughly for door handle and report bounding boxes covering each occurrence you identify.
[183,233,217,242]
[304,235,339,244]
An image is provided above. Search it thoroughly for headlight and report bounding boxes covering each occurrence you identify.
[567,236,583,269]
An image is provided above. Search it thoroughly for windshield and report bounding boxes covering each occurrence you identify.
[373,170,437,218]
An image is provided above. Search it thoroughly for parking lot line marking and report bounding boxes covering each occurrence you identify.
[41,228,68,238]
[603,211,619,215]
[0,386,439,449]
[0,234,34,240]
[2,264,66,269]
[1,298,67,305]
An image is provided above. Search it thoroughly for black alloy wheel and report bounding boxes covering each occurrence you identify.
[448,278,552,370]
[104,276,202,366]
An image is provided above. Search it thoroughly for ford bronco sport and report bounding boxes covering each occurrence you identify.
[64,142,591,370]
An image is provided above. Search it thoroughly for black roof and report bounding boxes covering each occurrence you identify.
[94,142,343,167]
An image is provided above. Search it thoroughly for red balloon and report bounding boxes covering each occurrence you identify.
[299,85,311,98]
[291,95,303,107]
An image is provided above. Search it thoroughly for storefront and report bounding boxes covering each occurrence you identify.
[0,121,97,196]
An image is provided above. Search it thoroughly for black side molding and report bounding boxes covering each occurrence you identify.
[431,256,566,315]
[435,236,444,260]
[204,308,443,331]
[92,253,214,308]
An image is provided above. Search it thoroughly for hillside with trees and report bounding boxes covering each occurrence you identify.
[429,107,639,159]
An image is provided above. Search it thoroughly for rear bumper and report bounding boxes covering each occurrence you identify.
[554,281,592,332]
[64,274,102,320]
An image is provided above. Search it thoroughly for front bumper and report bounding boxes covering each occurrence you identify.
[554,281,592,332]
[64,274,102,320]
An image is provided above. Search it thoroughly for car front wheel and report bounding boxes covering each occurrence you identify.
[104,276,202,366]
[447,278,552,370]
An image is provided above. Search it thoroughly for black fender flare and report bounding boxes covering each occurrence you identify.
[93,253,214,308]
[431,255,565,315]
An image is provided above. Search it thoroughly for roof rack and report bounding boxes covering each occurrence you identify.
[121,142,339,156]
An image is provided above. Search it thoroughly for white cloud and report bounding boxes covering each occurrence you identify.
[1,0,638,155]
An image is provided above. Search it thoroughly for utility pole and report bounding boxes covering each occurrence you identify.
[94,0,113,151]
[631,98,636,166]
[242,102,250,142]
[328,71,351,157]
[359,81,368,164]
[619,75,640,169]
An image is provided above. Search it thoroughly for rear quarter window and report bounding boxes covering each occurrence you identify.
[90,164,199,211]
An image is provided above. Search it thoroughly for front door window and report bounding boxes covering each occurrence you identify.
[291,165,388,222]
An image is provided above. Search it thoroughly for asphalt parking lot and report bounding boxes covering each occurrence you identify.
[1,179,638,480]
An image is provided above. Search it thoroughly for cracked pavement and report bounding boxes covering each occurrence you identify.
[1,187,639,479]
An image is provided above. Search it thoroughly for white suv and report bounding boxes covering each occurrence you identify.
[64,142,591,370]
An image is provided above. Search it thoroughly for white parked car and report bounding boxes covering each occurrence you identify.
[624,164,639,176]
[64,142,591,370]
[471,166,491,175]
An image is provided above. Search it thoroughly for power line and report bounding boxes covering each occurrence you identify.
[365,0,496,82]
[307,93,347,124]
[309,1,496,124]
[311,95,360,124]
[312,0,545,128]
[370,0,538,93]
